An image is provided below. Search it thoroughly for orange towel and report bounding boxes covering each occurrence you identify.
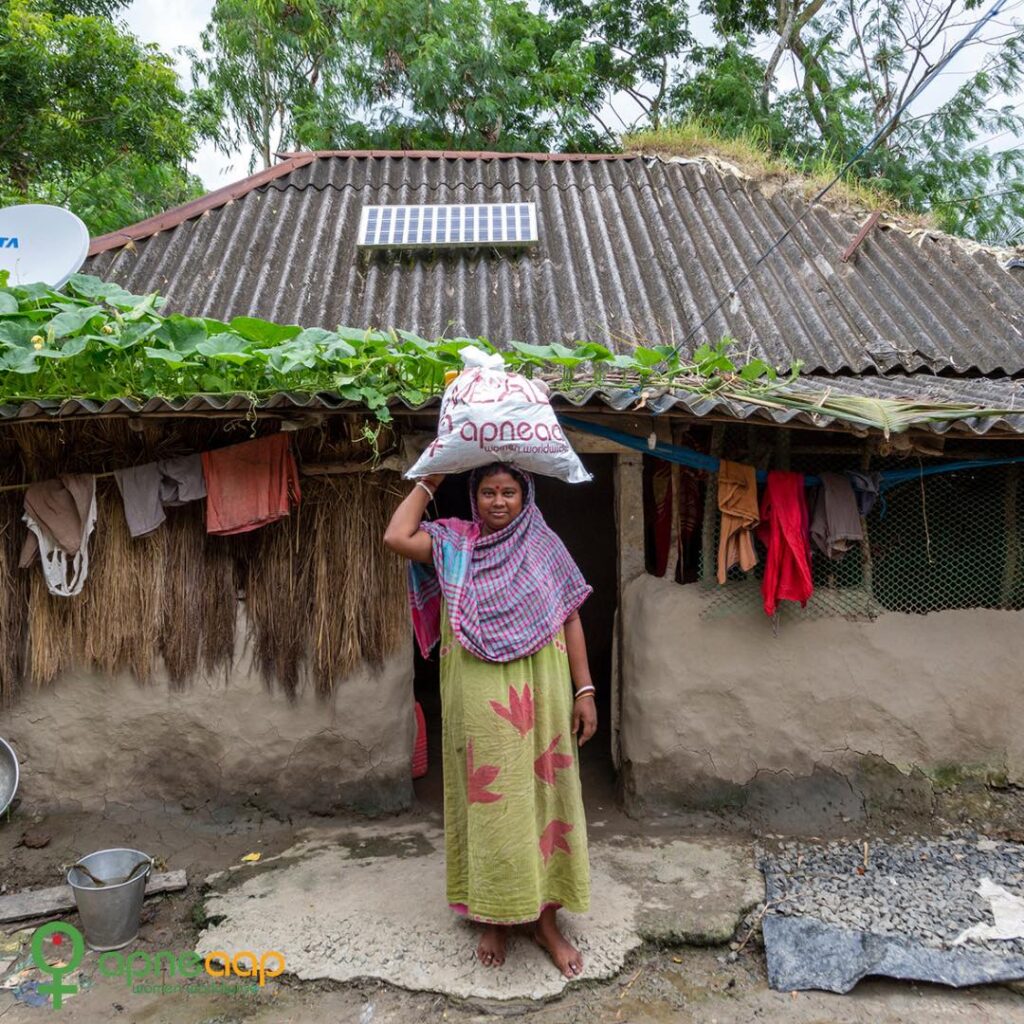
[716,459,759,583]
[201,433,301,536]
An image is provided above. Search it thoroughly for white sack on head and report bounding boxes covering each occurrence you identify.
[406,346,592,484]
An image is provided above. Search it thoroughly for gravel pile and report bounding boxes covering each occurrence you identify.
[760,834,1024,955]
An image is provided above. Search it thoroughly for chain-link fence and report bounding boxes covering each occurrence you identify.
[648,433,1024,622]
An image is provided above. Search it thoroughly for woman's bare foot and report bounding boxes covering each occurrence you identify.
[476,924,507,967]
[533,906,583,978]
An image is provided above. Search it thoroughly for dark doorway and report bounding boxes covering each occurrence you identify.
[412,454,618,810]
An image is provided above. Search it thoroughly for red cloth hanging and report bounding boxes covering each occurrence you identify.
[412,701,428,779]
[756,470,813,616]
[201,433,301,536]
[645,459,705,581]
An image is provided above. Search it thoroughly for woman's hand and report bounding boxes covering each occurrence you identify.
[564,613,596,746]
[572,695,597,747]
[424,472,445,490]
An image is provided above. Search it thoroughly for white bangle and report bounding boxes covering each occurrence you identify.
[415,480,435,500]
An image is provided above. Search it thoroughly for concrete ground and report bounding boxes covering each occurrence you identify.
[196,818,763,1001]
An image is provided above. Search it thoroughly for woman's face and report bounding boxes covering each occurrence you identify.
[475,471,524,533]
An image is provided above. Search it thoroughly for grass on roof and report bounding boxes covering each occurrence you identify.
[625,118,932,227]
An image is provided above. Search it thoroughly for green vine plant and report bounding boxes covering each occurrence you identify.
[0,273,789,421]
[0,273,1014,438]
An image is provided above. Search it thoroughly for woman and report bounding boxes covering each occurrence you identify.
[384,463,598,979]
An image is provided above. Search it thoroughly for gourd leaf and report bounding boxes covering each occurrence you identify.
[155,315,207,354]
[229,316,301,345]
[49,306,103,338]
[196,333,254,363]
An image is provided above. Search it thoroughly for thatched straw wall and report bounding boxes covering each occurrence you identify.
[0,417,407,706]
[0,466,28,706]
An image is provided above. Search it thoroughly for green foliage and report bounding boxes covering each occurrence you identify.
[0,275,772,421]
[31,159,207,238]
[541,0,693,133]
[190,0,351,170]
[0,0,206,234]
[1,275,1016,438]
[41,0,131,14]
[343,0,601,150]
[669,40,794,147]
[193,0,606,156]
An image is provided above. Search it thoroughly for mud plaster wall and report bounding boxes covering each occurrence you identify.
[619,574,1024,826]
[3,618,415,816]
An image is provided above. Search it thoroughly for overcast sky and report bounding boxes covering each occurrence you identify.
[122,0,1017,193]
[121,0,251,188]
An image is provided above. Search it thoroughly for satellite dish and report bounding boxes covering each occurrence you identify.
[0,204,90,290]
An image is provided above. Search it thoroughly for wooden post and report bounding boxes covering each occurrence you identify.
[1001,465,1019,607]
[774,427,791,471]
[611,452,644,771]
[859,447,876,610]
[668,458,681,582]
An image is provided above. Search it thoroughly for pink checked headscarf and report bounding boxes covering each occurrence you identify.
[407,465,592,663]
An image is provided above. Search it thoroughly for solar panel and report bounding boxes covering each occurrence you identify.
[357,203,538,249]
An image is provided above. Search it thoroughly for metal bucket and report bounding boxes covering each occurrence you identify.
[67,848,153,951]
[0,737,18,817]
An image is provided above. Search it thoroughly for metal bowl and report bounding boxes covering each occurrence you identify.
[0,737,19,817]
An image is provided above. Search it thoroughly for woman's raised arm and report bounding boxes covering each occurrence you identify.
[383,474,444,564]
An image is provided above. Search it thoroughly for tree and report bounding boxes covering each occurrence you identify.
[0,0,207,234]
[342,0,601,150]
[669,39,797,145]
[193,0,605,157]
[43,0,131,15]
[191,0,351,170]
[542,0,693,134]
[686,0,1024,241]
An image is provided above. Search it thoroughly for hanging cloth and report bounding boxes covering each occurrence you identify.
[115,455,211,538]
[18,474,97,597]
[646,460,673,577]
[844,470,882,517]
[756,470,813,616]
[114,463,166,538]
[810,472,863,560]
[158,454,207,506]
[201,433,301,536]
[716,459,759,583]
[677,466,704,583]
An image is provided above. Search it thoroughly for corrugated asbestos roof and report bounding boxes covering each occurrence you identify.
[86,151,1024,378]
[5,374,1024,436]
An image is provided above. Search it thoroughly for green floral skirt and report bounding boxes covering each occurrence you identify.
[439,607,591,924]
